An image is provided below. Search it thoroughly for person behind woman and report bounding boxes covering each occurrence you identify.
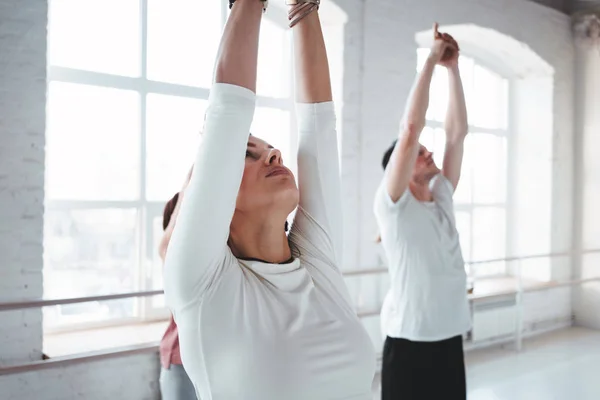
[158,174,197,400]
[163,1,376,399]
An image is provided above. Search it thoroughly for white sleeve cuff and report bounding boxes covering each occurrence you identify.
[295,101,336,132]
[209,83,256,103]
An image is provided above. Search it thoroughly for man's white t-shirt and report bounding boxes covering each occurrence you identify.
[374,174,471,342]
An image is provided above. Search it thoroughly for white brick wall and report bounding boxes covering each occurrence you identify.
[573,40,600,329]
[337,0,366,271]
[0,0,47,366]
[0,352,161,400]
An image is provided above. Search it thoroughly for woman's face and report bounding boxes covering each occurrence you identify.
[235,135,299,216]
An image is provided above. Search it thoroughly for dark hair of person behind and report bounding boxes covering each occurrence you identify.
[162,192,180,231]
[382,139,398,171]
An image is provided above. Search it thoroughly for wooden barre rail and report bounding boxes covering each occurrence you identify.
[0,290,165,312]
[1,277,600,376]
[343,248,600,277]
[0,343,159,376]
[355,276,600,318]
[1,249,599,312]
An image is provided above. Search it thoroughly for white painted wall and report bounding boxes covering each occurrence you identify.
[573,41,600,329]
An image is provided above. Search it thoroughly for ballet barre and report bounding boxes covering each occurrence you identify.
[1,248,599,313]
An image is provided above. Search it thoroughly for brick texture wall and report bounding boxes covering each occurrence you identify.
[0,0,47,367]
[0,352,160,400]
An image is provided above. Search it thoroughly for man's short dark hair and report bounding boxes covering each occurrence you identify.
[382,139,398,171]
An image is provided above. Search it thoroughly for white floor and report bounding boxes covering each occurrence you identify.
[372,327,600,400]
[465,327,600,400]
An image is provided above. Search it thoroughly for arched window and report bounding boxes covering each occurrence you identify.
[417,49,510,276]
[44,0,295,330]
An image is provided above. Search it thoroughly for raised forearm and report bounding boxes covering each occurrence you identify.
[445,65,468,142]
[401,56,437,137]
[292,11,332,104]
[214,0,263,92]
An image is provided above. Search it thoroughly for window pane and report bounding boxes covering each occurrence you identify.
[257,19,290,98]
[419,126,435,151]
[454,160,473,205]
[46,82,140,201]
[151,215,166,309]
[520,257,551,282]
[427,68,449,122]
[416,48,430,72]
[471,260,507,278]
[471,207,506,262]
[471,65,508,130]
[43,209,139,328]
[48,0,140,76]
[432,128,446,167]
[147,0,222,87]
[467,133,507,204]
[455,211,472,266]
[146,94,207,201]
[251,107,293,174]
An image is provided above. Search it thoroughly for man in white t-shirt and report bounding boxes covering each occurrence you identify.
[374,25,471,400]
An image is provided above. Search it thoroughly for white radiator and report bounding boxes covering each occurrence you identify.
[472,298,517,342]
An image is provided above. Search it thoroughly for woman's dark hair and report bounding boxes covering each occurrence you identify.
[163,191,289,233]
[162,192,180,231]
[382,139,398,171]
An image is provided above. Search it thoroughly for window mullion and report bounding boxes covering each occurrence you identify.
[45,200,143,210]
[138,0,150,317]
[221,0,228,26]
[140,0,148,80]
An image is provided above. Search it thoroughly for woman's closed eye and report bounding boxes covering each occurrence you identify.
[245,150,259,160]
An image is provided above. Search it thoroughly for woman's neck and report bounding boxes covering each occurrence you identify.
[229,213,292,264]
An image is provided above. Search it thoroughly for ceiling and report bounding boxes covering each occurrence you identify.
[529,0,600,13]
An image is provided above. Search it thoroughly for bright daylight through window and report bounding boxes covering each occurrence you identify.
[416,48,509,277]
[44,0,294,331]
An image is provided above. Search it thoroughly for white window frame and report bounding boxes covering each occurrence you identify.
[419,49,511,277]
[44,0,296,332]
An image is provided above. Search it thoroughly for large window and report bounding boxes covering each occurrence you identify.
[416,49,510,277]
[44,0,294,331]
